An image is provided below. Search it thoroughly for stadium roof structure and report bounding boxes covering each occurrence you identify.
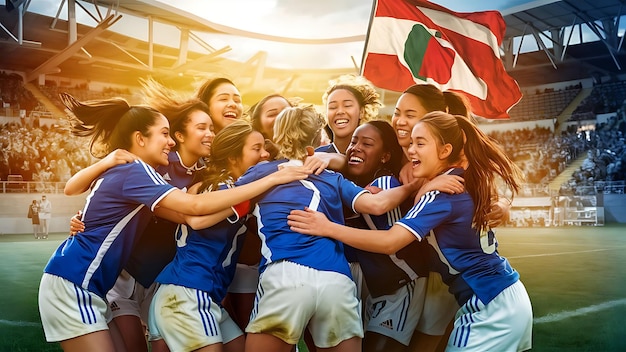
[85,0,366,45]
[502,0,626,87]
[2,0,626,105]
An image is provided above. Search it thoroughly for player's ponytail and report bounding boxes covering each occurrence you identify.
[443,91,472,119]
[61,92,161,158]
[453,114,523,230]
[140,78,210,150]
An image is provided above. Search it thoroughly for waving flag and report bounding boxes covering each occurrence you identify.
[361,0,521,119]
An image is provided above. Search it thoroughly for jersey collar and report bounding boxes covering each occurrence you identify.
[175,151,206,175]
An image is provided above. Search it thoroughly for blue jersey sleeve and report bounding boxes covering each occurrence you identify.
[123,161,176,211]
[44,161,176,298]
[315,143,340,154]
[336,172,369,213]
[235,161,274,187]
[366,176,404,229]
[396,191,452,241]
[369,175,402,190]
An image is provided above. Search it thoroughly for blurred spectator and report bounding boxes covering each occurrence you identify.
[2,70,623,198]
[488,126,590,185]
[0,121,95,182]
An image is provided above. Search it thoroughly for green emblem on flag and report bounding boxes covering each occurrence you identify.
[404,25,439,81]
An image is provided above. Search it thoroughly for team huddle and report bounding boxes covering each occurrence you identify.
[37,74,533,352]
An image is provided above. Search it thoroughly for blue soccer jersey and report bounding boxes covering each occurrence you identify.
[125,151,204,288]
[44,160,176,298]
[350,175,429,298]
[157,151,205,190]
[236,159,368,278]
[155,181,248,303]
[395,168,519,306]
[314,143,341,154]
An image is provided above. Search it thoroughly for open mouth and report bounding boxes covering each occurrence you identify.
[348,156,364,164]
[334,118,349,127]
[224,111,238,119]
[397,129,410,138]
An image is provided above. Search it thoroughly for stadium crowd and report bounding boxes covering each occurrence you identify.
[0,121,94,185]
[487,126,590,185]
[560,113,626,195]
[1,71,37,115]
[2,66,625,352]
[3,75,626,196]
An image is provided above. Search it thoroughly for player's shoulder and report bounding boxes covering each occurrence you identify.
[236,159,280,185]
[249,160,281,176]
[370,175,401,189]
[120,160,169,185]
[315,144,339,154]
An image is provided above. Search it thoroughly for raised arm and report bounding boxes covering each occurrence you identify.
[356,173,463,216]
[152,206,238,230]
[183,208,237,230]
[158,165,311,216]
[352,180,420,215]
[414,174,465,202]
[287,207,415,255]
[176,180,244,229]
[64,149,137,195]
[307,152,347,174]
[300,148,347,175]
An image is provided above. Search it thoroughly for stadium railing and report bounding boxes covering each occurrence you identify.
[0,180,65,194]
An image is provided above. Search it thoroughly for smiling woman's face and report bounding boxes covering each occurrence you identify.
[392,93,430,149]
[326,88,362,142]
[230,131,269,179]
[136,113,176,168]
[258,96,290,140]
[345,124,387,179]
[407,121,449,180]
[207,82,243,132]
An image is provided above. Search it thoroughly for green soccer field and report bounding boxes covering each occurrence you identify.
[1,225,626,351]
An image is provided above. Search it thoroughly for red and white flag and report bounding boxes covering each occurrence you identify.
[361,0,521,119]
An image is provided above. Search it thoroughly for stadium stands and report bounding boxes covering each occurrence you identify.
[572,80,626,118]
[508,84,582,121]
[3,67,626,226]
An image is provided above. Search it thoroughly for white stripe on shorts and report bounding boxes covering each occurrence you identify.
[197,290,218,336]
[73,283,98,324]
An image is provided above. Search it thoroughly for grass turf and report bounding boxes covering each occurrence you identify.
[1,225,625,351]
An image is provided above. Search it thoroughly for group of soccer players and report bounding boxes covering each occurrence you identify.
[38,74,533,352]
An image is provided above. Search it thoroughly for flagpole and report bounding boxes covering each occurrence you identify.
[359,0,378,76]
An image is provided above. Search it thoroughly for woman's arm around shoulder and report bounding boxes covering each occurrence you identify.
[288,207,415,254]
[352,179,421,215]
[64,149,137,195]
[157,165,312,216]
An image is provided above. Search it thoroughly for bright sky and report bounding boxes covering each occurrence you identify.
[27,0,557,69]
[165,0,549,38]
